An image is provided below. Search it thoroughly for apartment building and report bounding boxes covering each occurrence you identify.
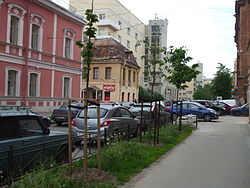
[82,38,140,102]
[145,18,177,100]
[0,0,85,111]
[234,0,250,105]
[69,0,146,88]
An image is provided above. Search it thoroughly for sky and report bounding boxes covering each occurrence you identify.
[55,0,237,78]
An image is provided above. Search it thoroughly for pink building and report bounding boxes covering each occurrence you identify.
[0,0,85,111]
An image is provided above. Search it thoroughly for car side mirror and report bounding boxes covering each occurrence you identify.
[132,114,136,119]
[43,128,50,135]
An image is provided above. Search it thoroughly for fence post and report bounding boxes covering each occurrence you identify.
[67,99,72,175]
[127,123,130,141]
[196,115,198,129]
[7,145,14,186]
[178,100,183,132]
[140,101,143,143]
[104,128,107,146]
[154,101,157,146]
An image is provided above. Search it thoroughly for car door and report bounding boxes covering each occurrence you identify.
[119,108,138,135]
[187,103,203,118]
[242,105,249,115]
[0,117,24,174]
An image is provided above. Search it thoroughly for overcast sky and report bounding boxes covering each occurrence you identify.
[55,0,236,78]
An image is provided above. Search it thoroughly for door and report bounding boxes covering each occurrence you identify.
[119,108,137,135]
[187,103,203,118]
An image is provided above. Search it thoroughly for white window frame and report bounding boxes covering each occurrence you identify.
[62,76,72,98]
[5,67,21,96]
[98,29,105,36]
[29,13,45,57]
[6,4,26,55]
[28,71,41,97]
[63,29,75,59]
[99,13,105,20]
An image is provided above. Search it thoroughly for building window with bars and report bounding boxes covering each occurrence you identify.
[105,67,112,79]
[133,71,136,82]
[10,16,19,45]
[123,68,126,86]
[31,24,39,50]
[128,70,131,86]
[93,67,99,79]
[29,73,38,97]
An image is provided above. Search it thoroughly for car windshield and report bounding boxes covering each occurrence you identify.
[59,103,83,109]
[78,108,108,119]
[130,106,151,112]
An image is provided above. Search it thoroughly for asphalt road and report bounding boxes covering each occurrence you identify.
[122,116,250,188]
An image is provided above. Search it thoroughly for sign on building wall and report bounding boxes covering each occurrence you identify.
[103,85,115,92]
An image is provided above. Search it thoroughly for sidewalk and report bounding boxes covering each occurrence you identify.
[122,116,250,188]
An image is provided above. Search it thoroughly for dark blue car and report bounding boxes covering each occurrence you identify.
[230,103,249,116]
[166,101,219,121]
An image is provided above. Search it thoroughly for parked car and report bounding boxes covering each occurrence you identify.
[191,100,228,116]
[51,103,83,126]
[119,102,136,109]
[0,114,69,178]
[0,105,51,127]
[71,105,140,144]
[165,101,219,121]
[230,103,249,116]
[212,101,234,114]
[129,103,171,126]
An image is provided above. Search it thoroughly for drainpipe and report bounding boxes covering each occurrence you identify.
[23,0,32,105]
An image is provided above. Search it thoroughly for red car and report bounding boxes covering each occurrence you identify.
[212,101,234,114]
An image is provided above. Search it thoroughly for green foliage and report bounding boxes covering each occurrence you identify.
[166,46,200,90]
[76,9,98,81]
[193,84,214,100]
[13,126,194,187]
[141,40,168,96]
[139,86,164,102]
[211,63,233,99]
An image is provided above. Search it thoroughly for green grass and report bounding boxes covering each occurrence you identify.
[11,124,194,188]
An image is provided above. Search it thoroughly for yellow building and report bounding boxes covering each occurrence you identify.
[82,38,140,103]
[69,0,146,87]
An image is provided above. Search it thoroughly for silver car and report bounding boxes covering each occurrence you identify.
[71,105,140,143]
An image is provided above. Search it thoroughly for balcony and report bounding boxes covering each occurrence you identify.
[96,19,120,31]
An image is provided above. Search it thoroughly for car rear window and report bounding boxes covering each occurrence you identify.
[78,108,107,119]
[130,106,151,112]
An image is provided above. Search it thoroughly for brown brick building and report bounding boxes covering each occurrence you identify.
[234,0,250,105]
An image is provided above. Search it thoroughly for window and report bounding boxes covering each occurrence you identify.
[127,93,130,101]
[98,29,105,36]
[118,35,121,43]
[104,92,110,101]
[151,25,160,32]
[135,33,138,40]
[65,38,71,58]
[127,28,131,35]
[31,24,39,50]
[118,21,122,29]
[127,40,130,48]
[99,14,105,20]
[133,71,136,82]
[63,77,70,98]
[123,68,126,85]
[29,73,38,97]
[10,16,19,45]
[120,108,132,118]
[133,93,135,101]
[105,67,111,79]
[93,67,99,79]
[7,70,17,96]
[122,92,124,102]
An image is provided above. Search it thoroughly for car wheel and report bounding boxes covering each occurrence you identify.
[204,114,212,122]
[235,111,241,116]
[56,122,62,126]
[217,110,223,116]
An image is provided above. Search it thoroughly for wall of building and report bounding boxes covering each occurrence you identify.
[0,0,85,112]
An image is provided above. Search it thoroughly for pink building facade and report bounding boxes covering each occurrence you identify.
[0,0,85,111]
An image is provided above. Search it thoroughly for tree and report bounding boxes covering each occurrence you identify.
[193,84,213,100]
[212,63,233,99]
[141,39,168,98]
[76,7,99,178]
[139,87,164,102]
[165,46,200,100]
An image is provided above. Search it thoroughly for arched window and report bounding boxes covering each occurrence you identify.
[63,29,75,59]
